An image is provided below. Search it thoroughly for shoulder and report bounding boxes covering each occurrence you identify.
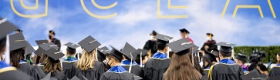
[0,67,33,80]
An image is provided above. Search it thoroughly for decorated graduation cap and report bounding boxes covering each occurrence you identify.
[78,35,101,53]
[167,38,195,55]
[122,42,137,61]
[216,42,236,53]
[44,48,64,62]
[65,42,80,53]
[97,46,109,61]
[109,46,123,61]
[9,33,27,51]
[0,17,18,39]
[235,53,247,63]
[154,34,173,45]
[179,28,190,34]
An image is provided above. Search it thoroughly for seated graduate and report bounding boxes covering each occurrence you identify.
[268,52,280,78]
[74,35,106,80]
[120,42,143,77]
[143,30,158,57]
[62,42,80,79]
[202,53,216,69]
[42,45,66,80]
[164,38,202,80]
[9,33,45,80]
[100,46,139,80]
[234,53,249,73]
[134,49,148,67]
[0,19,33,80]
[143,34,172,80]
[208,42,244,80]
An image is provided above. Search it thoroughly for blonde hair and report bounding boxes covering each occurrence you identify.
[76,49,96,70]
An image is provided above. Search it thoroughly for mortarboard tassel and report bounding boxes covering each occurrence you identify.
[4,35,10,64]
[129,52,133,73]
[140,52,143,67]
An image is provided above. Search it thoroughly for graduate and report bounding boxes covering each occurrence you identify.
[234,53,249,72]
[41,44,66,80]
[208,42,244,80]
[164,38,202,80]
[143,30,158,57]
[62,42,79,79]
[143,34,172,80]
[0,17,33,80]
[33,40,48,65]
[9,33,45,80]
[268,52,280,78]
[120,42,143,77]
[97,46,111,71]
[179,28,193,43]
[100,46,140,80]
[74,35,106,80]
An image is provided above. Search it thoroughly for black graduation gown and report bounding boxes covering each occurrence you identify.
[143,40,157,54]
[0,67,34,80]
[269,67,280,78]
[100,71,135,80]
[208,63,244,80]
[62,61,76,79]
[73,61,106,80]
[45,70,67,80]
[143,58,171,80]
[18,63,46,80]
[121,65,143,77]
[201,40,218,52]
[51,38,61,51]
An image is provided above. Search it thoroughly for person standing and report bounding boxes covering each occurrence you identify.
[201,33,218,52]
[179,28,194,43]
[143,30,158,57]
[208,42,243,80]
[48,30,61,50]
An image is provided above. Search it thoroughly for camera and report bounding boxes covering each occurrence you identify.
[249,50,266,63]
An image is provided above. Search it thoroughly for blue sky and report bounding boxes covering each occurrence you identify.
[1,0,280,52]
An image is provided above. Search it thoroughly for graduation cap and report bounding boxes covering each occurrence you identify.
[109,46,123,61]
[97,46,109,61]
[167,38,195,55]
[39,42,59,51]
[122,42,137,61]
[206,33,213,37]
[154,34,173,45]
[134,49,148,56]
[0,18,18,39]
[36,40,48,45]
[9,33,27,51]
[179,28,190,34]
[40,72,51,80]
[216,42,236,53]
[78,35,101,53]
[65,42,80,53]
[44,48,64,62]
[25,41,35,57]
[235,53,247,63]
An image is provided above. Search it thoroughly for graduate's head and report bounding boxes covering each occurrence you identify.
[10,48,25,68]
[48,30,55,39]
[157,40,169,53]
[150,30,157,36]
[43,48,64,76]
[277,52,280,63]
[65,42,79,56]
[179,28,189,38]
[202,54,215,69]
[234,53,247,65]
[216,42,235,59]
[206,33,213,40]
[76,49,96,70]
[15,29,22,33]
[0,37,6,55]
[106,55,121,67]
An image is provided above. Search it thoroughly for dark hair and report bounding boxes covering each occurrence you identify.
[157,44,166,50]
[43,58,62,76]
[0,37,6,53]
[188,53,204,75]
[202,56,212,69]
[10,48,25,68]
[49,30,55,35]
[135,54,147,65]
[164,53,201,80]
[220,51,231,57]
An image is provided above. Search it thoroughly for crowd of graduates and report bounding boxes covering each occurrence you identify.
[1,17,280,80]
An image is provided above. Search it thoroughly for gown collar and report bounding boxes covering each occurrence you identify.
[108,65,127,73]
[65,56,77,61]
[0,61,10,69]
[152,52,167,59]
[121,59,137,65]
[219,58,235,64]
